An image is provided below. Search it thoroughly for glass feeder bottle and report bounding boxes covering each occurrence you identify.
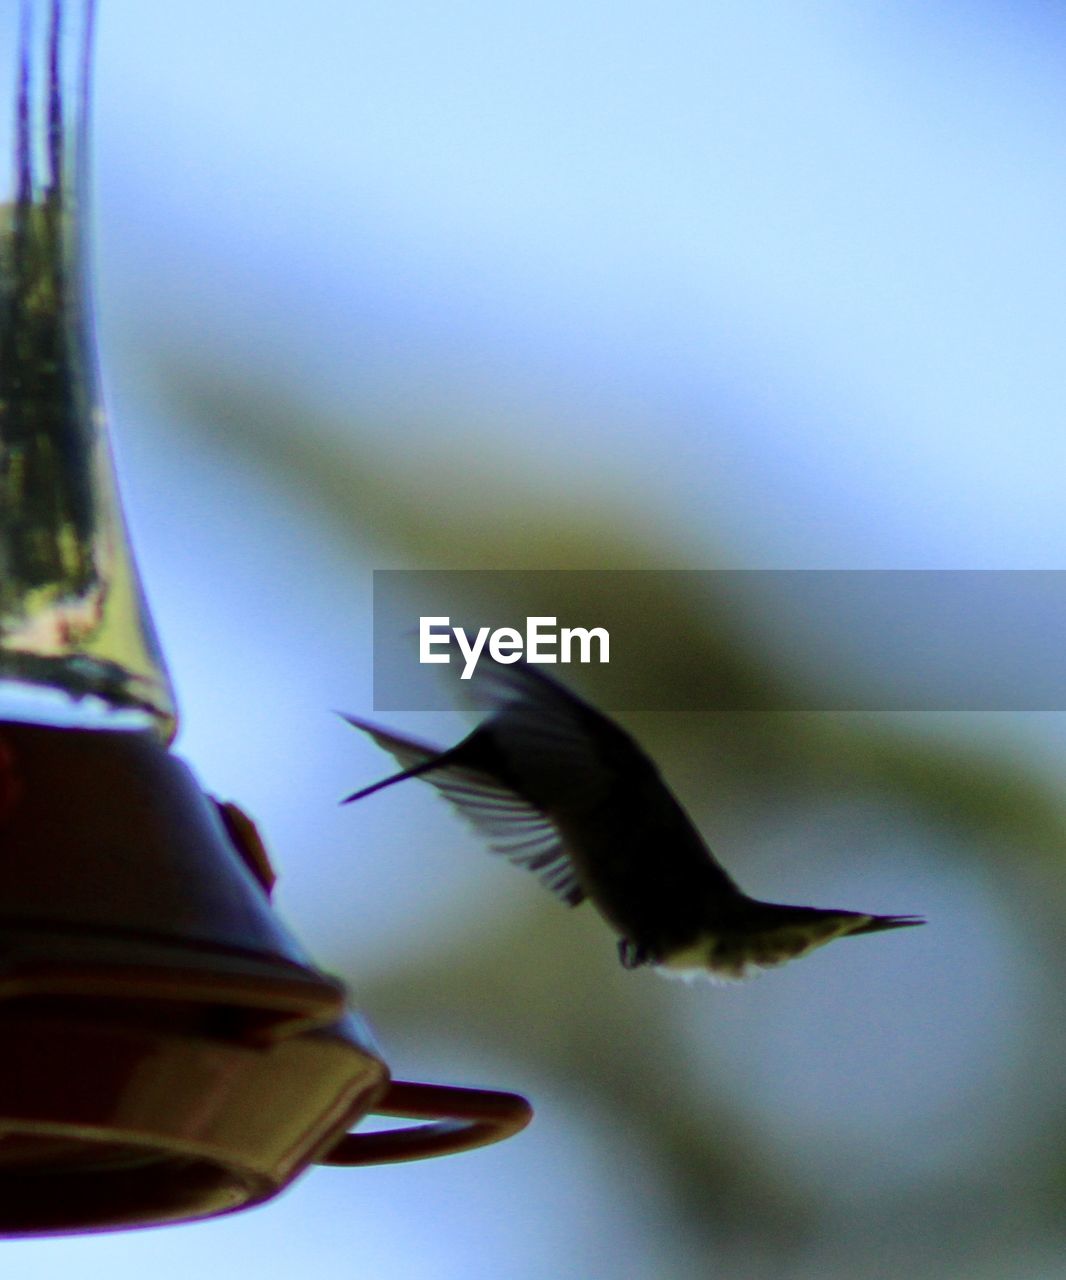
[0,0,175,737]
[0,0,532,1235]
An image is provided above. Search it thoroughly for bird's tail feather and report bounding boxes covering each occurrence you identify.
[661,907,924,981]
[847,913,925,935]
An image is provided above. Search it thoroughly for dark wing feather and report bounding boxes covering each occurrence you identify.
[343,715,586,906]
[446,657,624,811]
[446,657,745,898]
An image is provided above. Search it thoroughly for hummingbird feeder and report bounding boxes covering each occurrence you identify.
[0,0,530,1235]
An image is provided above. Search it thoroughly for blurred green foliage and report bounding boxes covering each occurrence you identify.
[160,360,1066,1275]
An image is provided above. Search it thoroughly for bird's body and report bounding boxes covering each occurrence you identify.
[342,659,922,979]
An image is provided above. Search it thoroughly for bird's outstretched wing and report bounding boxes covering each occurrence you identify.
[442,653,646,812]
[341,714,586,907]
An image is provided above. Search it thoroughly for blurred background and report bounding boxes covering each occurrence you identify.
[16,0,1066,1274]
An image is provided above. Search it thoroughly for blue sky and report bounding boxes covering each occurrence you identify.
[94,0,1066,571]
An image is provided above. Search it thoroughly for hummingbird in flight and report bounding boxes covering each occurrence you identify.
[341,658,923,980]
